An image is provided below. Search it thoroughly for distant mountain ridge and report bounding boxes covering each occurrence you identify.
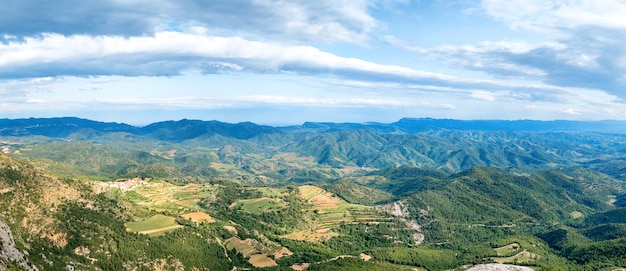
[300,118,626,134]
[0,117,137,137]
[2,117,626,140]
[3,117,626,181]
[0,117,280,140]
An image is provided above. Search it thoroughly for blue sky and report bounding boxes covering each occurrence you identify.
[1,0,626,125]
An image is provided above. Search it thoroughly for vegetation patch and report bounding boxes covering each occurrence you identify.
[174,199,202,209]
[117,181,216,214]
[225,237,258,257]
[299,185,325,201]
[311,192,343,210]
[235,197,286,213]
[327,178,393,205]
[283,229,338,242]
[223,225,238,235]
[570,211,584,219]
[494,243,521,256]
[291,185,395,241]
[125,214,182,235]
[490,249,540,264]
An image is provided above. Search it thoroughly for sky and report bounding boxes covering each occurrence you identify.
[2,0,626,125]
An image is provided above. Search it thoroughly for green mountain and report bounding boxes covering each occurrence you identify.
[4,118,626,270]
[3,118,626,181]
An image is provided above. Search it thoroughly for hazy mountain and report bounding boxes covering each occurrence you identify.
[0,117,136,137]
[2,117,626,140]
[3,117,626,183]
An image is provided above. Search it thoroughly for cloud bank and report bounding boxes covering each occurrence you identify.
[1,0,625,123]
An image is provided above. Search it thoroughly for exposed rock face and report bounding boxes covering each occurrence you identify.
[0,220,38,271]
[376,200,427,245]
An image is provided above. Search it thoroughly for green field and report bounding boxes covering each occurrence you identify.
[174,199,202,209]
[494,243,521,257]
[236,197,287,213]
[225,237,258,257]
[126,214,182,236]
[299,185,324,201]
[117,181,217,214]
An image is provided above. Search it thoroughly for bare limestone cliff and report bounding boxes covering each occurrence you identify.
[0,220,38,271]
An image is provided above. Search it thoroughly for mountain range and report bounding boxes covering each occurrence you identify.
[3,117,626,270]
[2,117,626,139]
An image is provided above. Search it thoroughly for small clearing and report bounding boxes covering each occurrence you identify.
[299,185,324,201]
[236,197,286,213]
[311,192,342,210]
[249,254,278,268]
[174,199,201,209]
[608,197,617,206]
[274,247,294,259]
[291,263,310,271]
[181,212,216,223]
[223,225,238,235]
[138,225,184,235]
[570,211,583,219]
[283,229,338,242]
[224,237,257,257]
[494,243,520,256]
[490,250,540,264]
[126,215,181,236]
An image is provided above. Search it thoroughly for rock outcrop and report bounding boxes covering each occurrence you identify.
[0,220,38,271]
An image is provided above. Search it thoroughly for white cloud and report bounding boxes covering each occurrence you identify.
[481,0,626,32]
[388,28,626,98]
[471,91,497,101]
[0,0,395,45]
[560,108,582,115]
[0,31,485,87]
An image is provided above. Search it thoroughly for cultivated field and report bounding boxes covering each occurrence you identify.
[284,185,392,242]
[494,243,520,256]
[181,212,216,223]
[108,180,217,213]
[298,185,324,201]
[491,250,540,264]
[248,254,278,268]
[235,197,286,213]
[225,237,258,257]
[491,243,540,264]
[126,214,183,236]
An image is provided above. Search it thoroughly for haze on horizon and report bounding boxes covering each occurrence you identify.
[2,1,626,125]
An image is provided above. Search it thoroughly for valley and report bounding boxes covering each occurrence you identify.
[2,118,626,270]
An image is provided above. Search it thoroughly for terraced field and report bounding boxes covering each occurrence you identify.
[299,185,324,201]
[285,185,393,242]
[108,180,217,213]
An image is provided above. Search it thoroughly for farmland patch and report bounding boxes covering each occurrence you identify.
[126,215,182,236]
[181,212,216,223]
[248,254,277,268]
[235,197,286,214]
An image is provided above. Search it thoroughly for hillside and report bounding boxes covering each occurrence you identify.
[4,118,626,270]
